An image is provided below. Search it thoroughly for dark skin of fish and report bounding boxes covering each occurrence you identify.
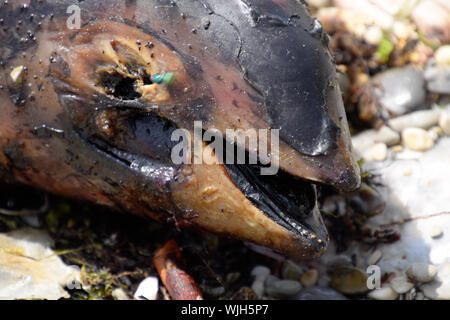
[0,0,360,260]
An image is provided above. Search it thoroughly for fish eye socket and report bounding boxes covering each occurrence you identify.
[90,36,192,104]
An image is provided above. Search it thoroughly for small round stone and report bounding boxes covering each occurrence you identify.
[265,279,302,299]
[331,267,369,295]
[112,288,129,300]
[439,111,450,135]
[374,126,400,146]
[368,286,399,300]
[402,128,434,151]
[430,225,443,239]
[406,262,437,283]
[251,265,271,279]
[300,269,319,287]
[296,286,347,300]
[389,276,414,294]
[251,279,265,298]
[281,260,303,281]
[367,250,383,266]
[435,45,450,66]
[368,143,388,161]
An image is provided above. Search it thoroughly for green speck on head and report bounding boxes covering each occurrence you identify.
[151,72,176,86]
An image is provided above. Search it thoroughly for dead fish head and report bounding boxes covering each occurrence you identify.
[1,0,360,260]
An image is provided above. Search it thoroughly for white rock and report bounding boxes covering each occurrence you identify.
[251,265,271,279]
[368,286,398,300]
[134,277,159,300]
[251,279,265,298]
[422,262,450,300]
[406,262,437,283]
[435,45,450,66]
[374,126,400,146]
[388,109,442,132]
[364,25,383,45]
[430,225,443,239]
[368,143,388,161]
[112,288,129,300]
[439,111,450,135]
[367,250,383,266]
[389,276,414,294]
[351,129,377,158]
[402,128,434,151]
[0,229,82,300]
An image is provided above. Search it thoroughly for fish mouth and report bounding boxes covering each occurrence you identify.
[77,106,328,258]
[224,162,328,245]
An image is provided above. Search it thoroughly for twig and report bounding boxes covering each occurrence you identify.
[153,240,203,300]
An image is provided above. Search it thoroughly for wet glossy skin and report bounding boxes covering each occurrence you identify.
[0,0,360,260]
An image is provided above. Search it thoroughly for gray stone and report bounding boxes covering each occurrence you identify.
[388,109,442,132]
[424,59,450,95]
[374,126,401,146]
[251,265,271,279]
[265,279,302,299]
[296,286,347,300]
[373,67,426,115]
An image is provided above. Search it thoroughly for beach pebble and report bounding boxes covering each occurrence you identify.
[389,276,414,294]
[372,67,426,116]
[439,112,450,135]
[430,225,443,239]
[402,128,435,151]
[368,286,399,300]
[388,109,441,132]
[435,45,450,66]
[368,143,388,161]
[134,277,159,300]
[424,59,450,95]
[422,262,450,300]
[406,262,437,283]
[374,126,400,146]
[300,269,319,287]
[331,267,369,295]
[412,0,450,44]
[364,25,383,45]
[265,279,302,299]
[251,265,271,298]
[296,286,347,300]
[281,260,304,281]
[367,250,383,266]
[112,288,129,300]
[251,265,271,279]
